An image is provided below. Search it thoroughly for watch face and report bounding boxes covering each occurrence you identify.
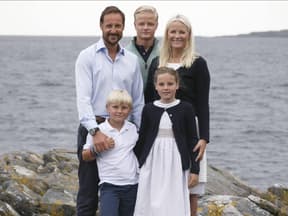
[89,128,99,136]
[89,128,95,136]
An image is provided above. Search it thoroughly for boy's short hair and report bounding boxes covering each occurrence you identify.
[134,5,158,22]
[106,89,132,108]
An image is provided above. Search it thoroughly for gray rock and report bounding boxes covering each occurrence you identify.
[0,149,287,215]
[198,195,273,216]
[0,200,20,216]
[0,180,40,215]
[248,195,279,215]
[206,165,261,197]
[40,188,76,215]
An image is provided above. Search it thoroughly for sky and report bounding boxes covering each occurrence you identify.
[1,1,288,37]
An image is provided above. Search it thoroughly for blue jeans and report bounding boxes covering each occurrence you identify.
[99,183,138,216]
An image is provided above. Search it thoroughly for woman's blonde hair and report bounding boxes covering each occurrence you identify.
[106,89,132,108]
[159,14,198,68]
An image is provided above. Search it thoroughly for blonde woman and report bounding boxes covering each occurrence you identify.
[145,14,210,216]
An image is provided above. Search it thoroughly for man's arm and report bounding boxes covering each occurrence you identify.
[131,61,145,129]
[75,50,112,153]
[75,51,98,131]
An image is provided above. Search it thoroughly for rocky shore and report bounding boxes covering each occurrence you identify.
[0,149,287,216]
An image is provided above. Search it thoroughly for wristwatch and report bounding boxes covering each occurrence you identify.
[89,127,100,136]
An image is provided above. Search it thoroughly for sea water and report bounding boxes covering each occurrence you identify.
[0,36,287,191]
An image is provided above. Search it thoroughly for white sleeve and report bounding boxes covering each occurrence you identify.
[83,134,93,150]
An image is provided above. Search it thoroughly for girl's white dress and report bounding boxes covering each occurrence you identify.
[167,62,207,195]
[133,99,190,216]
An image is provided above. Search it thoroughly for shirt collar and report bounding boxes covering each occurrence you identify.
[101,119,131,133]
[96,38,125,56]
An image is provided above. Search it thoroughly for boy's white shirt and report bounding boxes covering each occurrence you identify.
[83,119,139,185]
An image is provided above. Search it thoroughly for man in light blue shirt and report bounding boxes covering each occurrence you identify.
[75,6,144,216]
[76,37,144,131]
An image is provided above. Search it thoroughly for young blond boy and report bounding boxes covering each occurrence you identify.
[82,89,139,216]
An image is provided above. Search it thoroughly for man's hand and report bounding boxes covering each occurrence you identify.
[193,139,207,162]
[92,131,115,153]
[188,173,199,188]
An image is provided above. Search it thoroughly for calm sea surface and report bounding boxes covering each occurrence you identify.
[0,36,287,191]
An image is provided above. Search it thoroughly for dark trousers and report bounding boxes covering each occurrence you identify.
[99,183,138,216]
[76,124,99,216]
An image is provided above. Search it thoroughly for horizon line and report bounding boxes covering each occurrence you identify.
[1,29,287,38]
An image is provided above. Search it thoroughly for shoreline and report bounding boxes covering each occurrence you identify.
[1,149,287,215]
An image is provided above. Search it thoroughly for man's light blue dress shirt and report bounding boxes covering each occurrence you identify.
[75,38,144,130]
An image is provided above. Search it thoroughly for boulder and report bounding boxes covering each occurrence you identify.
[0,149,287,215]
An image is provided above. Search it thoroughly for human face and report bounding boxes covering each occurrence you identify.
[100,13,124,47]
[106,102,131,127]
[167,21,189,50]
[134,12,158,41]
[155,73,179,103]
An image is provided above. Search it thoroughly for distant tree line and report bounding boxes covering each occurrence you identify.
[237,29,288,37]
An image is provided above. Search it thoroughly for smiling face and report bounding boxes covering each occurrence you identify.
[167,20,190,50]
[155,72,179,103]
[100,13,124,47]
[106,102,131,127]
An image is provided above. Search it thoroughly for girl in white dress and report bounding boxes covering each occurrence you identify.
[134,67,200,216]
[145,14,210,216]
